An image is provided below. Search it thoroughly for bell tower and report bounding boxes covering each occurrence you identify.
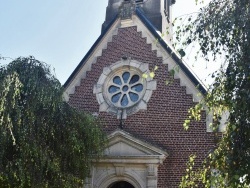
[102,0,175,43]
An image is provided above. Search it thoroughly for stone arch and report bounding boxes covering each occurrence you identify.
[95,170,144,188]
[108,181,135,188]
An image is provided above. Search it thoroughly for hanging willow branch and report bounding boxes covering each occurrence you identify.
[0,57,106,188]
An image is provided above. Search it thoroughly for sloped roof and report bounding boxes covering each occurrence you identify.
[64,7,207,100]
[135,8,206,94]
[64,15,119,89]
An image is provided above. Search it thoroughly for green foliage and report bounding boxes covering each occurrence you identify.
[173,0,250,187]
[0,57,106,187]
[142,65,158,79]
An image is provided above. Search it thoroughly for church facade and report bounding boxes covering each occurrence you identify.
[64,0,220,187]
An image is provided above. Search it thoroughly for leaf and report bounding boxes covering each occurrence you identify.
[170,69,175,77]
[142,73,148,79]
[178,49,186,57]
[149,72,155,78]
[183,123,189,130]
[187,39,192,44]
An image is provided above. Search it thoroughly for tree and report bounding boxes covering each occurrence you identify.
[0,57,106,187]
[172,0,250,187]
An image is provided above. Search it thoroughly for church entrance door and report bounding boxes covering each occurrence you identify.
[108,181,135,188]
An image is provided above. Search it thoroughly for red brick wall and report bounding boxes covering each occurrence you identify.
[68,26,215,187]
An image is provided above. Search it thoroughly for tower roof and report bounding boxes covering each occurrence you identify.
[102,0,174,34]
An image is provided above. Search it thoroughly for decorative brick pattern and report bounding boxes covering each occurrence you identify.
[68,26,216,188]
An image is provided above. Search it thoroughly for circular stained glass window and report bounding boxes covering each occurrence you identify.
[106,70,145,108]
[108,72,144,107]
[94,59,156,119]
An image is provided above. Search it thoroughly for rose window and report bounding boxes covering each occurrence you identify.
[108,72,144,108]
[93,59,156,119]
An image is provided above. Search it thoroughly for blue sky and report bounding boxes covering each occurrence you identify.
[0,0,214,84]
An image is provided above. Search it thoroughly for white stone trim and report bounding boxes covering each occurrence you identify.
[88,130,167,188]
[63,19,121,102]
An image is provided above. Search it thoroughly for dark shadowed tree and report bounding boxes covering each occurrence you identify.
[0,57,106,187]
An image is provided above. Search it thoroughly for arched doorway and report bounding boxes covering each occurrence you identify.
[108,181,135,188]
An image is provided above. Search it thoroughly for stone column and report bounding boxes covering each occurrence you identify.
[146,164,158,188]
[84,166,95,188]
[84,177,92,188]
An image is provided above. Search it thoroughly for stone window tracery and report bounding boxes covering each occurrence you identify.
[108,71,144,108]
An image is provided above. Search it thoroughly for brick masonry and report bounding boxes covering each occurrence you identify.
[68,26,216,187]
